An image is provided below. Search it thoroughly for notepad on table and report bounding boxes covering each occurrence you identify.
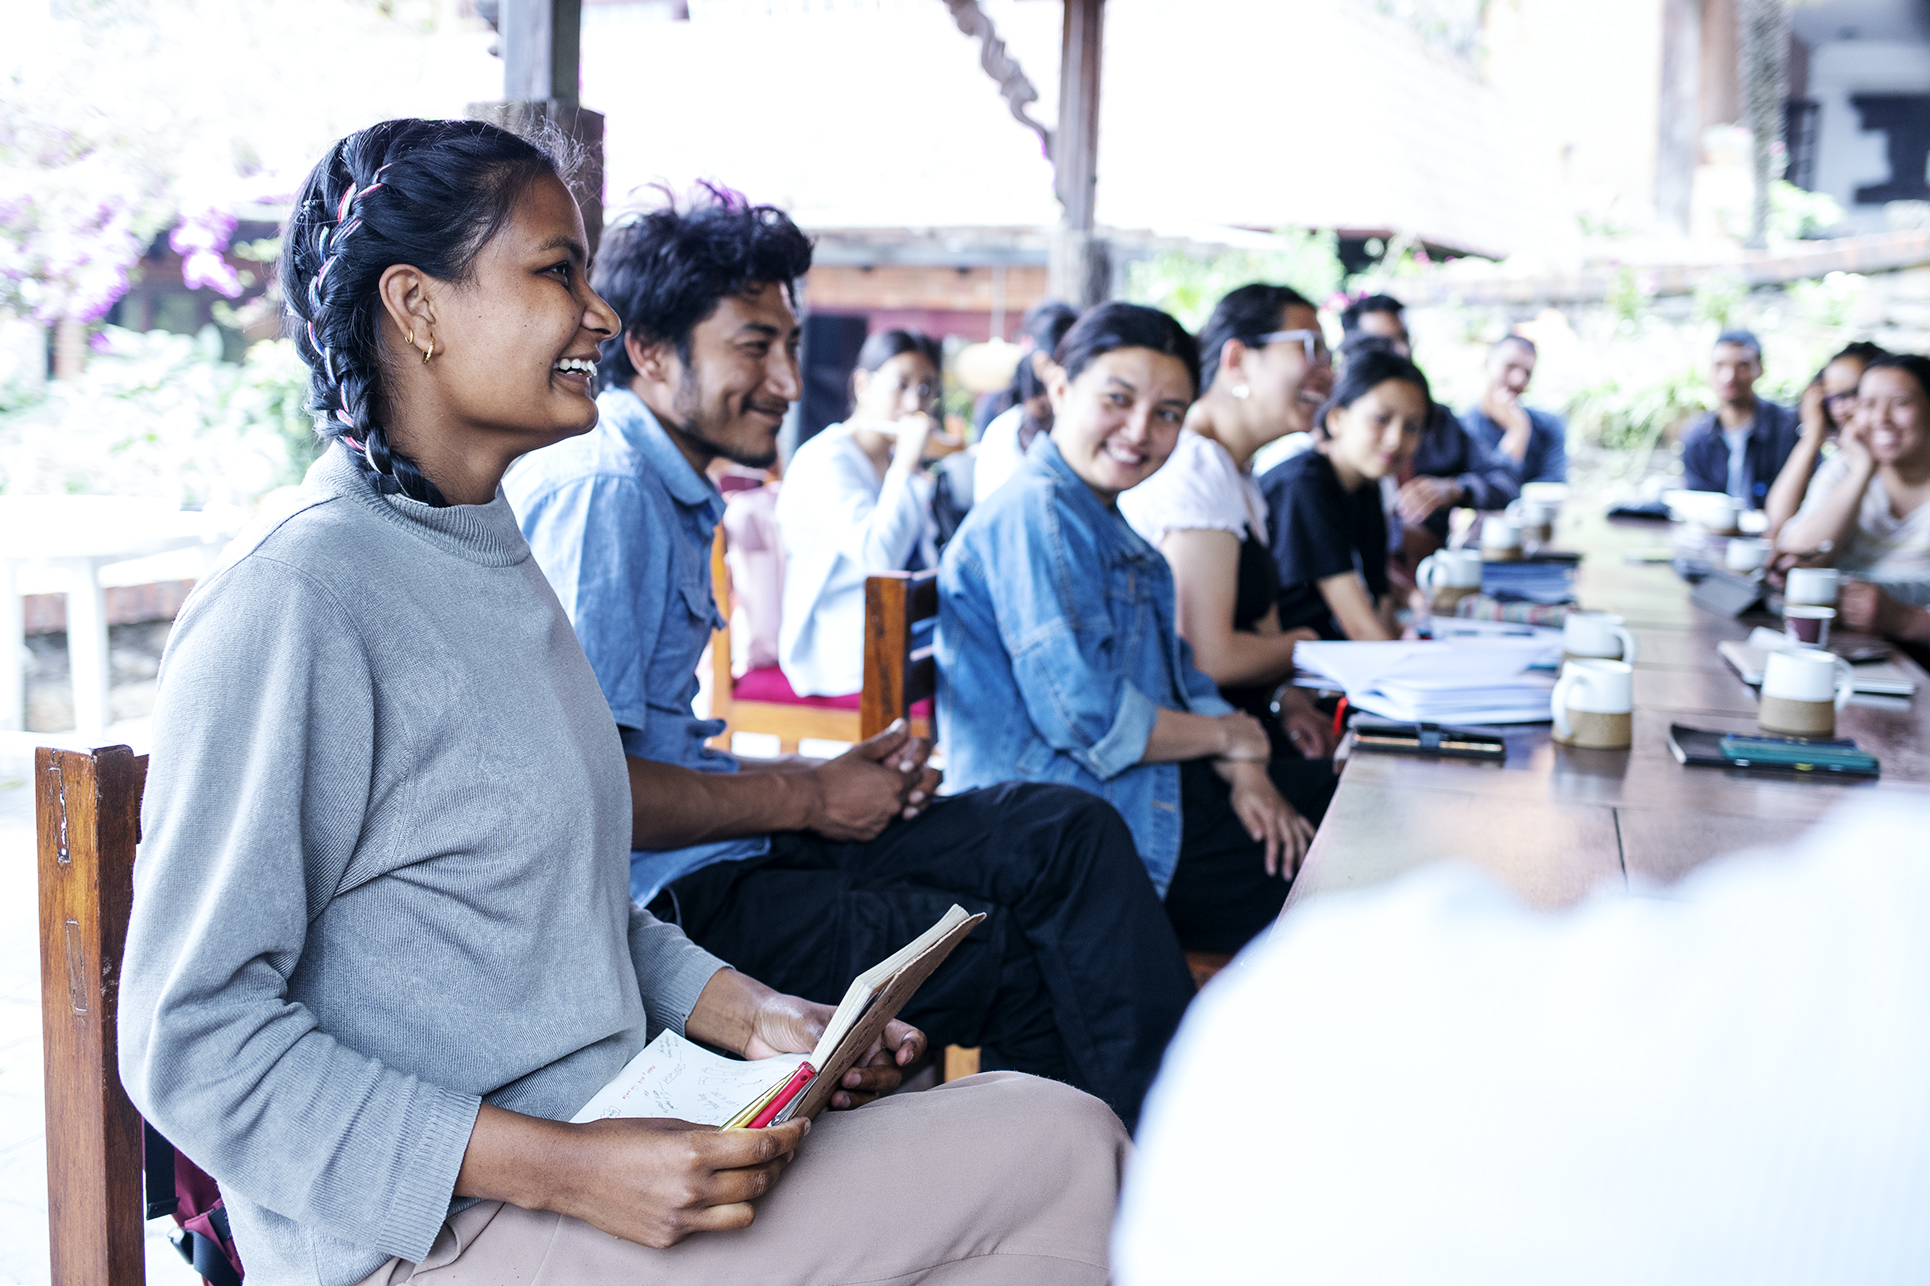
[1716,630,1918,697]
[1294,637,1560,724]
[573,904,983,1129]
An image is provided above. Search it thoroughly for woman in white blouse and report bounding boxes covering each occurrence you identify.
[976,301,1081,503]
[1778,354,1930,646]
[777,330,942,696]
[1119,283,1335,757]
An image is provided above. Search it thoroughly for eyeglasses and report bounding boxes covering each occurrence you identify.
[880,377,941,406]
[1823,390,1858,406]
[1249,329,1332,366]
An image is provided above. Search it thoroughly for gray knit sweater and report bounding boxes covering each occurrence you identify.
[118,445,727,1285]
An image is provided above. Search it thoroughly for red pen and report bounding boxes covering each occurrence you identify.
[748,1062,816,1129]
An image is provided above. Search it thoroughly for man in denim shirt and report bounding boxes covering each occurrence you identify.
[507,188,1193,1128]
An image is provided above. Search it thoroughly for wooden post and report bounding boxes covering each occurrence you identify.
[1655,0,1701,236]
[38,745,146,1286]
[502,0,581,104]
[1050,0,1108,307]
[470,0,605,256]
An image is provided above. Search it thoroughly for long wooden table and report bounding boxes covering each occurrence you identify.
[1282,516,1930,914]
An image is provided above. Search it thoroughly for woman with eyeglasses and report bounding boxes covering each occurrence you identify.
[776,329,943,697]
[1119,282,1337,762]
[1765,341,1888,540]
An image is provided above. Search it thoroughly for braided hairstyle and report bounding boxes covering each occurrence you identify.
[282,118,563,506]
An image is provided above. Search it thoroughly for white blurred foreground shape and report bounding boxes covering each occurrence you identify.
[1117,799,1930,1285]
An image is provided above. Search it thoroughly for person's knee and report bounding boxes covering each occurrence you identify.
[938,1071,1130,1159]
[996,784,1137,864]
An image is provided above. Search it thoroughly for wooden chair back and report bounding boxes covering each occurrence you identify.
[707,527,864,754]
[859,569,938,739]
[37,744,147,1286]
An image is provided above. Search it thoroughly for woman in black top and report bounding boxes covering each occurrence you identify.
[1260,349,1429,640]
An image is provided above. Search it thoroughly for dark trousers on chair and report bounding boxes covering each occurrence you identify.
[664,782,1196,1131]
[1164,757,1339,955]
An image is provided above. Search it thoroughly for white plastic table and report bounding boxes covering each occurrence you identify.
[0,497,239,740]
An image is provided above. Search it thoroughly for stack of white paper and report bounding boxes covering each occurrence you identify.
[1294,637,1560,724]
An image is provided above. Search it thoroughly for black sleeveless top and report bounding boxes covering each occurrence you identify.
[1220,530,1284,720]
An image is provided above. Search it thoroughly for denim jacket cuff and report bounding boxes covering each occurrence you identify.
[1081,682,1160,781]
[1188,690,1236,718]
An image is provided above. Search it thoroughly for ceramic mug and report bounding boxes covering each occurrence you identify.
[1758,648,1853,737]
[1481,518,1523,561]
[1562,611,1638,666]
[1725,538,1772,573]
[1507,498,1557,545]
[1700,497,1743,536]
[1416,548,1485,608]
[1784,567,1841,607]
[1784,604,1836,649]
[1552,659,1634,749]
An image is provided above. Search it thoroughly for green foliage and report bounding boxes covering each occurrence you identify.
[1605,267,1649,329]
[1692,269,1748,329]
[1786,271,1866,331]
[1370,0,1488,60]
[1121,230,1345,331]
[1768,180,1845,243]
[0,326,316,505]
[1564,366,1709,456]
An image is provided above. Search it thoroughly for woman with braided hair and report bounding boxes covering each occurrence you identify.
[117,117,1126,1286]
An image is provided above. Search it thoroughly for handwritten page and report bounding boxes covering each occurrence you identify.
[571,1031,808,1127]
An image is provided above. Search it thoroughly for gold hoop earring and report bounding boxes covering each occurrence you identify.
[418,336,434,364]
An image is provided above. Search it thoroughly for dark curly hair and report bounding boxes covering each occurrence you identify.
[281,117,563,506]
[592,182,815,392]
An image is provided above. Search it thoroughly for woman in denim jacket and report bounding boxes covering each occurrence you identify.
[939,304,1335,954]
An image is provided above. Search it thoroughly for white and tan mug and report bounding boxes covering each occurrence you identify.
[1725,538,1772,573]
[1416,548,1485,610]
[1562,610,1638,666]
[1481,518,1523,561]
[1552,659,1635,750]
[1758,648,1853,737]
[1784,567,1840,607]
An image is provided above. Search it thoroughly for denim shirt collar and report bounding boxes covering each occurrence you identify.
[600,387,725,527]
[1034,433,1162,567]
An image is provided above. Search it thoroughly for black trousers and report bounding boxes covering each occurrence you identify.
[1164,757,1339,955]
[665,781,1197,1131]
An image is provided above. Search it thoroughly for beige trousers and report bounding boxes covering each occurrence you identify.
[358,1072,1127,1285]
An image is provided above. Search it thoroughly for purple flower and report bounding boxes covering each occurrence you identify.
[171,204,243,299]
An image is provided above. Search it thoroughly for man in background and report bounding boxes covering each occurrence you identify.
[1680,330,1800,506]
[1462,335,1568,485]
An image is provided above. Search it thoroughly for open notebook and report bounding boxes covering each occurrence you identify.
[573,904,983,1130]
[1717,629,1919,697]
